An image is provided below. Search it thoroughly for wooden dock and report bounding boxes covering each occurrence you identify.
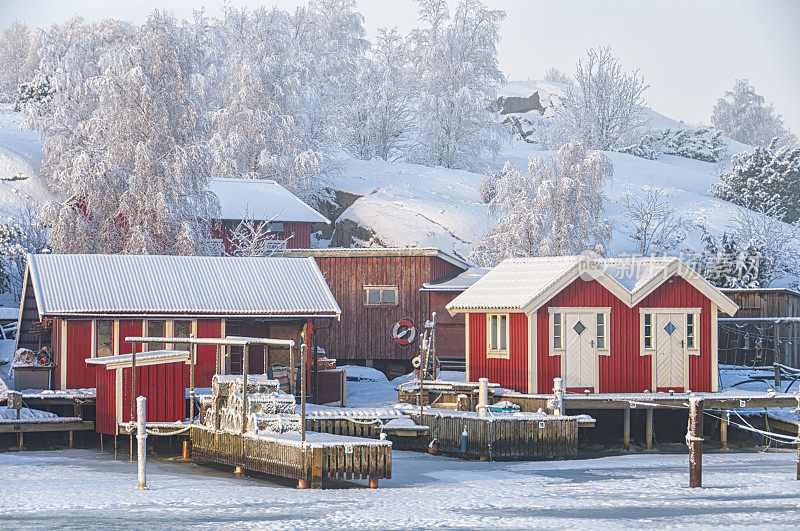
[190,426,392,488]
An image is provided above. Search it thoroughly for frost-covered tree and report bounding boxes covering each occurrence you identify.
[28,12,217,255]
[408,0,505,170]
[226,210,287,257]
[205,7,324,201]
[712,140,800,223]
[618,127,726,163]
[470,142,613,265]
[0,205,49,301]
[543,67,572,85]
[711,79,797,148]
[538,47,649,150]
[342,28,413,161]
[0,22,39,103]
[623,188,687,255]
[694,210,799,288]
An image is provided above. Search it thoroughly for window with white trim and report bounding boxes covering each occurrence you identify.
[686,313,699,350]
[552,312,564,351]
[487,314,509,356]
[173,320,193,351]
[364,286,398,307]
[643,313,653,350]
[146,320,166,350]
[596,313,607,350]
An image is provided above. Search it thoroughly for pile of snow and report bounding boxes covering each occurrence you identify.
[0,406,56,420]
[340,365,389,382]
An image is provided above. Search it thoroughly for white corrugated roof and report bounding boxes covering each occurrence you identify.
[421,267,491,292]
[209,178,330,224]
[26,254,341,318]
[447,255,738,316]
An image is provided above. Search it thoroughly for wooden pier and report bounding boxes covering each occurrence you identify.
[190,426,392,488]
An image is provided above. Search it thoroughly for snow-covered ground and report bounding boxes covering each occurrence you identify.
[0,448,799,529]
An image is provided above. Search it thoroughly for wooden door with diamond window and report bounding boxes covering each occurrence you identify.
[564,313,596,391]
[654,313,686,391]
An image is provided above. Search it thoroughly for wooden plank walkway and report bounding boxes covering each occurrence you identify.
[190,426,391,488]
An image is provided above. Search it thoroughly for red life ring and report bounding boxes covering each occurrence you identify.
[392,319,417,345]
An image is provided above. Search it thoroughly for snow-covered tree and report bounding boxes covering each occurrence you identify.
[226,210,287,257]
[342,28,413,161]
[407,0,505,170]
[28,12,217,254]
[538,47,649,150]
[712,140,800,223]
[0,205,49,301]
[618,127,726,163]
[711,79,797,148]
[0,22,39,103]
[205,7,325,201]
[470,141,613,265]
[623,188,687,255]
[543,67,572,85]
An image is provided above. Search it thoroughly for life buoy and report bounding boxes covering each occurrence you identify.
[392,319,417,345]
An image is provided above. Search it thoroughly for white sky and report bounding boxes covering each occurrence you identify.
[2,0,799,133]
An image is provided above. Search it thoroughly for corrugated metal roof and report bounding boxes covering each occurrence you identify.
[282,247,471,270]
[27,254,341,318]
[209,178,330,224]
[421,267,492,292]
[446,255,738,315]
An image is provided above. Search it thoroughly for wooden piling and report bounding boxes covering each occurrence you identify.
[721,410,729,450]
[645,408,653,450]
[623,407,631,450]
[689,397,703,488]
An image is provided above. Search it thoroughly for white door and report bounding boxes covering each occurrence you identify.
[564,313,596,390]
[655,313,685,390]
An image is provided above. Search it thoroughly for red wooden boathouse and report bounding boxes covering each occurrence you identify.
[283,248,469,373]
[446,256,739,394]
[16,254,340,391]
[209,178,330,253]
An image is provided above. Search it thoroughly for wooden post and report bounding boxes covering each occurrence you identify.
[796,394,800,480]
[645,407,654,450]
[289,345,295,396]
[775,363,782,391]
[215,344,221,375]
[623,406,631,451]
[264,345,269,376]
[189,336,196,424]
[301,343,307,444]
[242,343,249,434]
[369,477,379,488]
[689,396,704,488]
[182,439,190,460]
[721,410,729,450]
[130,341,137,462]
[137,395,147,490]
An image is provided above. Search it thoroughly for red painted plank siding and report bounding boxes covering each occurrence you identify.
[468,313,528,392]
[195,319,223,387]
[52,318,61,390]
[534,275,713,393]
[94,366,117,435]
[119,320,143,356]
[120,362,185,424]
[66,320,93,389]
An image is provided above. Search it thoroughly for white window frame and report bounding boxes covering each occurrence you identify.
[167,319,197,351]
[549,312,564,356]
[641,312,655,355]
[639,308,702,358]
[93,319,115,358]
[685,311,700,354]
[486,313,510,359]
[595,311,611,356]
[145,319,168,351]
[363,285,399,307]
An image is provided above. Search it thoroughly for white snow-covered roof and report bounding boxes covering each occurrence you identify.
[209,178,329,224]
[446,255,738,316]
[85,349,190,369]
[25,254,341,318]
[283,247,471,271]
[421,267,492,292]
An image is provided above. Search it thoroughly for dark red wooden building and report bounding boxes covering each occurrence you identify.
[209,178,330,253]
[283,248,469,373]
[16,254,340,391]
[446,256,739,394]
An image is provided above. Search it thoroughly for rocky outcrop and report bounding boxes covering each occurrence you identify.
[314,188,363,240]
[497,92,544,115]
[330,217,387,248]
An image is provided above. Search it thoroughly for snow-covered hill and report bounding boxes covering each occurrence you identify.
[0,107,55,217]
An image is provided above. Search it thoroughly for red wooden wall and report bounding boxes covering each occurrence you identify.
[52,318,61,390]
[214,220,313,255]
[468,313,529,392]
[119,320,143,356]
[120,362,185,425]
[426,291,465,360]
[65,320,93,389]
[94,365,117,435]
[534,275,713,393]
[311,255,463,361]
[194,319,223,388]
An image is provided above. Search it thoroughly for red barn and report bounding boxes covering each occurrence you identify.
[446,256,739,394]
[209,178,330,253]
[283,248,469,373]
[16,254,340,391]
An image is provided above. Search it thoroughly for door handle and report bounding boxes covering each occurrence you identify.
[591,340,595,348]
[681,340,685,348]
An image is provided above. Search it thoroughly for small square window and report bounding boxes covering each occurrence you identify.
[364,286,398,307]
[147,321,166,350]
[488,314,509,355]
[173,320,192,352]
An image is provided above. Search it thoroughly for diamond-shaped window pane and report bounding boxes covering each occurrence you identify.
[573,321,586,335]
[664,321,676,335]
